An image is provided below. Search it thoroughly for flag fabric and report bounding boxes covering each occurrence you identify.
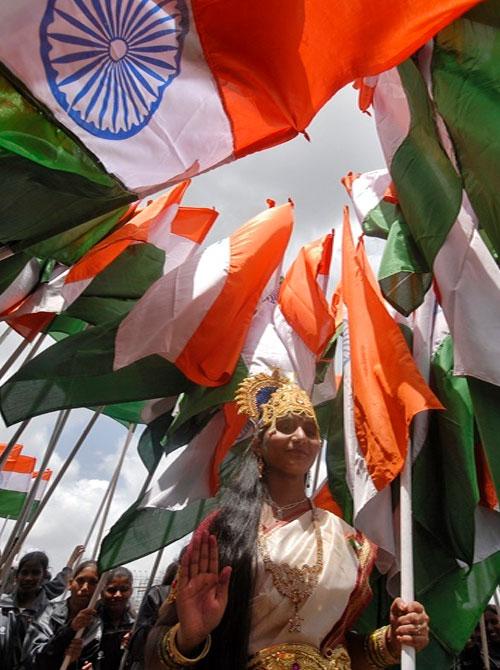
[114,203,294,386]
[363,11,500,386]
[343,169,431,316]
[341,208,442,558]
[3,180,217,340]
[0,0,479,252]
[0,444,37,519]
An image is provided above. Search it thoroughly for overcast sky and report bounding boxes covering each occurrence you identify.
[0,83,385,581]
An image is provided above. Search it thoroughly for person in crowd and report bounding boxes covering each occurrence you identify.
[1,548,82,668]
[24,559,100,670]
[98,566,135,670]
[457,605,500,669]
[145,370,430,669]
[125,561,179,669]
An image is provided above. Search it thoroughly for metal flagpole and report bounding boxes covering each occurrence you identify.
[479,614,491,670]
[0,326,11,347]
[10,410,102,558]
[0,409,71,583]
[91,424,136,560]
[494,588,500,613]
[0,337,31,380]
[0,515,10,547]
[400,440,416,670]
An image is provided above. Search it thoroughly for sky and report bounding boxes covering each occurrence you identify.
[0,83,385,580]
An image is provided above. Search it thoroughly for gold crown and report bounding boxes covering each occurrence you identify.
[234,370,318,432]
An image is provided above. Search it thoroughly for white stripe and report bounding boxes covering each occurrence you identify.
[0,470,32,494]
[114,237,230,369]
[351,170,391,224]
[342,320,395,569]
[0,258,40,315]
[141,411,225,511]
[371,69,411,167]
[472,507,500,564]
[9,266,70,319]
[0,2,233,194]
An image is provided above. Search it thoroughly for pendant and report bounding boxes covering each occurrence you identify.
[288,610,304,633]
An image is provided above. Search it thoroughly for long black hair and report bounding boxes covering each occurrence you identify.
[200,446,264,670]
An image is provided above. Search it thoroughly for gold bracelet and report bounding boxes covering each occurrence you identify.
[364,626,400,668]
[159,623,211,667]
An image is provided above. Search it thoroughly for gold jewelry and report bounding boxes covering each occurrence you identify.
[257,507,323,633]
[158,623,211,667]
[364,625,400,668]
[235,370,318,432]
[264,490,309,519]
[248,642,351,669]
[257,453,265,479]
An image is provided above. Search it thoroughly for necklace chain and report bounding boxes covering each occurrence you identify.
[264,492,308,520]
[257,507,323,633]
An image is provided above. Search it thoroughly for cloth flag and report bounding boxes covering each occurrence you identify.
[114,203,294,386]
[341,208,442,557]
[3,180,217,340]
[363,12,500,386]
[0,444,37,519]
[0,0,480,255]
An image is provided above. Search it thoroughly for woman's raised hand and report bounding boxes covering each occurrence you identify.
[175,530,232,655]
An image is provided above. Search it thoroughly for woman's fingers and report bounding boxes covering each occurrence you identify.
[208,534,218,575]
[189,533,201,579]
[198,531,210,574]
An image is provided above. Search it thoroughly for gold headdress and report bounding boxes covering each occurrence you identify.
[234,369,318,432]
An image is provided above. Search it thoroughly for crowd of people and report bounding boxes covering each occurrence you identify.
[0,372,498,669]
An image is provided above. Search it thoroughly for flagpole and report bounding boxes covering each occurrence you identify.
[479,614,491,670]
[91,423,136,559]
[0,515,10,547]
[0,409,70,585]
[494,588,500,612]
[0,326,11,347]
[9,410,102,560]
[400,439,416,670]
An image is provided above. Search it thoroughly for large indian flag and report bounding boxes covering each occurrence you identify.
[0,1,480,250]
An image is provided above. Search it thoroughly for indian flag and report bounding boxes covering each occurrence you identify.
[360,5,500,387]
[0,0,480,249]
[0,444,36,519]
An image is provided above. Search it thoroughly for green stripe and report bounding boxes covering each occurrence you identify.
[392,58,462,266]
[0,489,26,519]
[432,1,500,256]
[24,205,130,266]
[0,70,134,249]
[413,335,479,566]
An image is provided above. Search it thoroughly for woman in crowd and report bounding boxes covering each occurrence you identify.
[146,371,430,669]
[25,559,100,670]
[99,566,135,670]
[0,547,83,669]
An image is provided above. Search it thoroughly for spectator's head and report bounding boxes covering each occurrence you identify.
[15,551,49,598]
[486,605,500,644]
[69,560,99,611]
[161,560,179,586]
[102,566,133,618]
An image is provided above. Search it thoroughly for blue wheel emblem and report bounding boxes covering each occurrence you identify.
[40,0,189,140]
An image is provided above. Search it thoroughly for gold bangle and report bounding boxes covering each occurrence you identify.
[162,622,211,666]
[364,626,400,668]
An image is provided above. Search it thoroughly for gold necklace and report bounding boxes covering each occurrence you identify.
[257,507,323,633]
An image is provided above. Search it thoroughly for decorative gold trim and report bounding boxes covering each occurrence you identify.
[248,642,351,669]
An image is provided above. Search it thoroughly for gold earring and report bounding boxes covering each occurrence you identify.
[257,454,264,479]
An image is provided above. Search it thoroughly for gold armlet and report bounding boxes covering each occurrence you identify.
[158,623,211,668]
[363,626,400,668]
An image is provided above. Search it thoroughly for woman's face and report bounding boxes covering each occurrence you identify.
[258,414,321,478]
[69,566,99,610]
[16,560,46,597]
[102,576,132,616]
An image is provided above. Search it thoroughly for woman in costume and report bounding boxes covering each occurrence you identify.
[147,371,430,669]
